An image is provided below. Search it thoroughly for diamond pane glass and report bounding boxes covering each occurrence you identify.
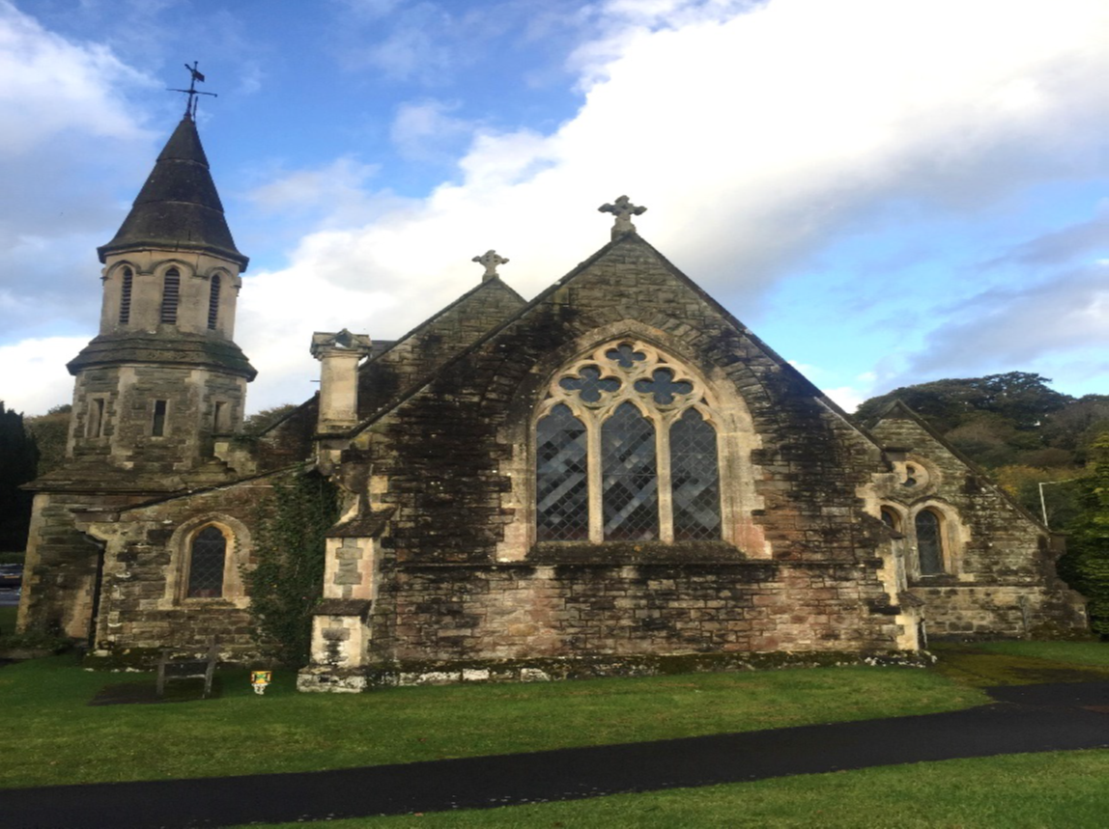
[602,402,658,540]
[670,409,721,540]
[536,404,589,540]
[915,511,944,575]
[605,344,646,368]
[187,526,226,598]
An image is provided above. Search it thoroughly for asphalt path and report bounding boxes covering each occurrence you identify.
[4,681,1109,829]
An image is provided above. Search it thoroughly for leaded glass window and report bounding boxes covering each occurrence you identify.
[536,404,589,540]
[187,526,226,598]
[534,340,722,544]
[670,409,720,540]
[602,403,658,540]
[915,510,944,576]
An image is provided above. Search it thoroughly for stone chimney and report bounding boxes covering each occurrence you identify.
[311,329,373,433]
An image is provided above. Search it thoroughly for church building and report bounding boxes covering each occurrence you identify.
[17,111,1085,691]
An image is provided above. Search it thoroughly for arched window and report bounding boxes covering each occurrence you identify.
[207,274,221,330]
[880,506,901,532]
[160,267,180,324]
[118,267,133,325]
[671,408,720,540]
[187,525,227,598]
[915,509,944,576]
[602,402,658,540]
[536,403,588,540]
[535,340,721,544]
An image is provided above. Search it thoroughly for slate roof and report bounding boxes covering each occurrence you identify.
[97,115,248,269]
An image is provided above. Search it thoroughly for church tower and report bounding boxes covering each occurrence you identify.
[65,112,256,471]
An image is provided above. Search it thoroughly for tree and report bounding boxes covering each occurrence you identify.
[1057,434,1109,637]
[0,402,39,552]
[243,404,299,434]
[24,404,71,477]
[243,470,340,667]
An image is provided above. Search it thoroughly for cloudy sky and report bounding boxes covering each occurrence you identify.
[2,0,1108,416]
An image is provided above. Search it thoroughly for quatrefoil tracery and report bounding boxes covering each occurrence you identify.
[543,340,709,423]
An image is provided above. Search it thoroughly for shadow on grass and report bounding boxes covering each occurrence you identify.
[89,676,224,706]
[930,641,1109,687]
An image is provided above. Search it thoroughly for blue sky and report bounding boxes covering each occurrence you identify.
[2,0,1107,415]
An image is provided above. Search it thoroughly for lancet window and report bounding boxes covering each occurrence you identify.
[536,341,721,543]
[187,525,227,598]
[118,267,133,325]
[207,274,221,330]
[160,268,180,324]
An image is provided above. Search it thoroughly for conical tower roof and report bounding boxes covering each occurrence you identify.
[97,115,248,269]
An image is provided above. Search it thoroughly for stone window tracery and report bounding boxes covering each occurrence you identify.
[535,341,721,543]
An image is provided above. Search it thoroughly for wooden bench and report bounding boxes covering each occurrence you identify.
[155,644,219,699]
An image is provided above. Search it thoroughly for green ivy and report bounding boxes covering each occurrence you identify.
[1059,433,1109,637]
[244,469,340,667]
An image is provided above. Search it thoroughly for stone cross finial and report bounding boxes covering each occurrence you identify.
[599,195,647,239]
[472,249,509,282]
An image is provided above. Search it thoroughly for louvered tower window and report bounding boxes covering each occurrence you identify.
[160,268,180,324]
[207,274,221,330]
[118,267,133,325]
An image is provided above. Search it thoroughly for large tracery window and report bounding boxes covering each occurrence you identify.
[535,341,722,543]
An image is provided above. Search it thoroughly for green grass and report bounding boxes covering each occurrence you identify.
[0,655,986,790]
[244,750,1109,828]
[975,640,1109,666]
[0,606,17,635]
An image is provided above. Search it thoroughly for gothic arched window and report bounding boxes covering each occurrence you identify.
[119,267,133,325]
[915,509,944,576]
[535,341,722,544]
[207,274,221,330]
[160,267,180,324]
[187,525,227,598]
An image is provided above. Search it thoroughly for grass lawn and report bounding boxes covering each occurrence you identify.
[244,749,1109,828]
[0,605,17,634]
[0,654,987,790]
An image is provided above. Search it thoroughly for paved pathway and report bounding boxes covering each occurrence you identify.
[4,681,1109,829]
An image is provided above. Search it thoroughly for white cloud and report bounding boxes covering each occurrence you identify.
[234,0,1109,408]
[0,2,153,154]
[0,337,84,415]
[390,99,476,162]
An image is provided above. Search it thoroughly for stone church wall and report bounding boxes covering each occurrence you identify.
[370,559,901,665]
[868,415,1086,638]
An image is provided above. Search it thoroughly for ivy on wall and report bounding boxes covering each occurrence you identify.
[245,469,340,666]
[1059,434,1109,638]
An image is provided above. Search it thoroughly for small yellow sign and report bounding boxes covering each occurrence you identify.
[250,670,273,695]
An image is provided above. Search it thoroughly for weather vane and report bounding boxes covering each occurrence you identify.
[168,61,217,119]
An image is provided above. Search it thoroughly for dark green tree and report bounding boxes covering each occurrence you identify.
[1058,434,1109,637]
[244,470,340,667]
[24,404,71,477]
[0,402,39,552]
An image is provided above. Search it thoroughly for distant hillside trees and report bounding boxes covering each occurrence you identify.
[857,373,1109,635]
[24,405,71,477]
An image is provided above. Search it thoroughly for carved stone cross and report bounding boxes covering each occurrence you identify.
[472,249,509,281]
[598,195,647,238]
